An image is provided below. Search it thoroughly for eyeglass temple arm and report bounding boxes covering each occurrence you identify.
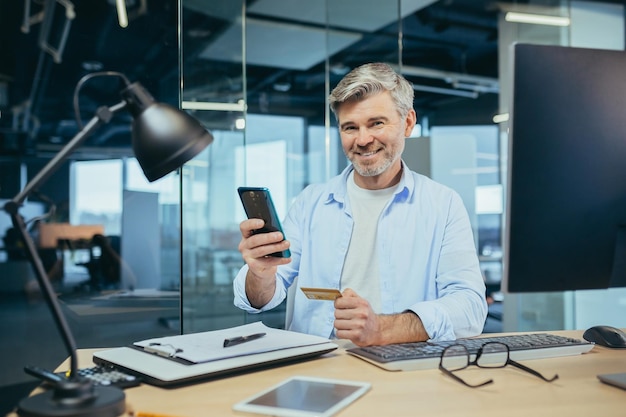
[507,359,559,382]
[438,365,494,388]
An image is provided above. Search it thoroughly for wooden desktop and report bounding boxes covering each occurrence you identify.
[38,223,104,248]
[11,330,626,417]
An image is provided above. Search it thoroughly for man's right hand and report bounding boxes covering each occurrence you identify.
[238,218,291,308]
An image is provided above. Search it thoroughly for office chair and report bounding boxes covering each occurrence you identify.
[285,277,298,330]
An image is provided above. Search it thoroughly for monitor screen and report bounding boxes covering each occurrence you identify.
[503,43,626,293]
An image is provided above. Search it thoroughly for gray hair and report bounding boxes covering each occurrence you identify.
[329,62,414,119]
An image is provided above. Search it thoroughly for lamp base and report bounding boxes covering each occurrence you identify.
[16,382,125,417]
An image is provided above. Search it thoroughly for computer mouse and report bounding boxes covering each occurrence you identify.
[583,325,626,348]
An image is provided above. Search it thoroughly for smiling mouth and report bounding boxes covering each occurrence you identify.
[355,148,380,157]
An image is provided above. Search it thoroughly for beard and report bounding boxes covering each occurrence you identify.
[348,144,401,177]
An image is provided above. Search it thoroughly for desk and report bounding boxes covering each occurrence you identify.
[12,330,626,417]
[59,290,180,325]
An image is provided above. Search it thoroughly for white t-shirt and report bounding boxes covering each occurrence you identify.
[340,172,397,313]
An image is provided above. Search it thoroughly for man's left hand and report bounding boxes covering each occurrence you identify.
[333,288,381,346]
[333,288,429,346]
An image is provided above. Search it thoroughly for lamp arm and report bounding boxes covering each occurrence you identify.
[2,100,127,378]
[9,212,82,374]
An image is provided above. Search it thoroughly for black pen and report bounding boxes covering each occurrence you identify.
[223,332,267,348]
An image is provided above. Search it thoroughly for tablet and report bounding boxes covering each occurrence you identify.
[232,376,371,417]
[598,372,626,390]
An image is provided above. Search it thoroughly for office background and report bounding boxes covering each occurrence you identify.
[1,0,625,411]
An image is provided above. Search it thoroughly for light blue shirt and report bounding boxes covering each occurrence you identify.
[233,162,488,341]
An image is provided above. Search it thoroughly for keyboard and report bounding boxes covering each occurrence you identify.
[346,333,595,371]
[63,365,142,389]
[26,364,141,389]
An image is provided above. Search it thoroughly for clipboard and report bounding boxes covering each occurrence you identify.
[131,322,332,364]
[92,323,338,386]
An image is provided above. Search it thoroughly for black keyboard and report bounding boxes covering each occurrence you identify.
[347,333,595,371]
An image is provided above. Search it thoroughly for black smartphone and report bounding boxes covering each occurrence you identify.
[238,187,291,258]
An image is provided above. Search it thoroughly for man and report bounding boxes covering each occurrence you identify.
[234,62,487,346]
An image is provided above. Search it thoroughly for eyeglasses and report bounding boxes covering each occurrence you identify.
[438,342,559,388]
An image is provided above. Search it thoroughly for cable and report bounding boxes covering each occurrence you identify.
[72,71,131,129]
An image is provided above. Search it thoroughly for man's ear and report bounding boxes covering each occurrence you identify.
[404,109,417,137]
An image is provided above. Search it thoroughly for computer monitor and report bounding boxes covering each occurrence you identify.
[503,43,626,293]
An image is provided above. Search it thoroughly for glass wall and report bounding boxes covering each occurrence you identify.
[180,0,405,333]
[56,0,618,339]
[428,125,502,298]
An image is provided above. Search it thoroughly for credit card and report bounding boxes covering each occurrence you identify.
[300,287,342,301]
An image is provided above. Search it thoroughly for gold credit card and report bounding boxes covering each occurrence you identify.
[300,287,342,301]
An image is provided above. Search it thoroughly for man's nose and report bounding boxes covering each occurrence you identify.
[355,127,374,146]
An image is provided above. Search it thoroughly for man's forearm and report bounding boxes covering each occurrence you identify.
[377,311,429,345]
[244,269,276,309]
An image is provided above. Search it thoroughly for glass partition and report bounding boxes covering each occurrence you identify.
[179,0,522,334]
[180,0,404,333]
[179,0,245,332]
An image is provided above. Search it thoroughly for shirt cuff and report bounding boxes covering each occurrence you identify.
[233,265,286,312]
[408,301,456,342]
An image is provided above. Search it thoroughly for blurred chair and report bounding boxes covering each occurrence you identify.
[83,234,122,291]
[92,234,122,288]
[285,277,298,330]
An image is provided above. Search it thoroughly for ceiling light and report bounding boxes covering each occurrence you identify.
[493,113,509,124]
[82,60,104,71]
[182,101,246,112]
[116,0,129,28]
[273,82,291,92]
[413,84,479,99]
[330,63,350,75]
[505,12,570,27]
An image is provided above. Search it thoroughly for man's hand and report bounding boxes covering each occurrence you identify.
[239,219,291,277]
[238,218,291,308]
[333,288,429,346]
[333,288,383,346]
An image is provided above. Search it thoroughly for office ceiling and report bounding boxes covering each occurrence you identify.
[0,0,613,158]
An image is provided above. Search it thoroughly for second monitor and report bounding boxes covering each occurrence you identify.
[504,43,626,293]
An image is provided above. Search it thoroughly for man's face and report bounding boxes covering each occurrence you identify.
[336,91,416,189]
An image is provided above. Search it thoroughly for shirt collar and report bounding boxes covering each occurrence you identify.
[325,160,414,205]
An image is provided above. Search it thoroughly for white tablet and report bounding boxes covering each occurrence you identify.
[598,372,626,390]
[232,376,371,417]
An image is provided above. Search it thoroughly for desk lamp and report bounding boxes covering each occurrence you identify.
[3,72,214,417]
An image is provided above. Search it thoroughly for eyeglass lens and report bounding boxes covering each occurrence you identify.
[441,342,508,371]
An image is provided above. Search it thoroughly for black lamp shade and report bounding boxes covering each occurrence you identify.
[121,82,214,182]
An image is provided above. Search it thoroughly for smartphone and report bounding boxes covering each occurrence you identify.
[238,187,291,258]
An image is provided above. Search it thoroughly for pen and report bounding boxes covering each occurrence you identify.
[223,332,267,348]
